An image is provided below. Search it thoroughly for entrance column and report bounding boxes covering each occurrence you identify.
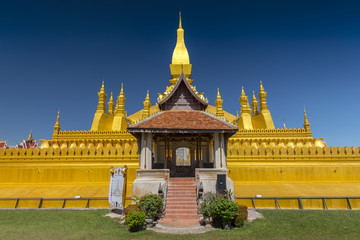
[214,132,221,168]
[140,132,146,169]
[220,133,226,169]
[145,133,152,169]
[209,140,214,164]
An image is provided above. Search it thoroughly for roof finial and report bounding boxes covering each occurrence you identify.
[215,88,224,117]
[142,90,151,118]
[53,110,61,135]
[303,106,311,132]
[179,11,182,28]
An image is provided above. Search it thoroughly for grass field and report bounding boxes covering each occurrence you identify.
[0,209,360,240]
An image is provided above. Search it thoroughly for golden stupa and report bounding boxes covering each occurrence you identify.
[0,14,359,209]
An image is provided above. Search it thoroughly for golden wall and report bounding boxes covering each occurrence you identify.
[1,129,359,209]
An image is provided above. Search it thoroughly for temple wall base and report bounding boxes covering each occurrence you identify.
[132,169,169,197]
[195,168,234,195]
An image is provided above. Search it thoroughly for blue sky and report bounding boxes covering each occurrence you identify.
[0,0,359,146]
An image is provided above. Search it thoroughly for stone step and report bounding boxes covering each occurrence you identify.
[167,189,196,193]
[166,197,197,202]
[166,205,198,210]
[163,214,200,220]
[166,202,197,206]
[169,183,196,187]
[168,185,196,189]
[169,178,195,182]
[167,191,196,197]
[166,209,198,214]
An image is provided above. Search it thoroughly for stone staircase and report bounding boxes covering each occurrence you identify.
[159,177,200,226]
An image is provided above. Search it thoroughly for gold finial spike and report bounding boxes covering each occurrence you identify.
[260,81,264,92]
[108,92,115,115]
[100,80,105,93]
[215,88,224,117]
[303,106,311,131]
[172,12,189,65]
[241,86,245,96]
[252,91,256,101]
[142,90,151,118]
[179,11,182,28]
[53,110,61,134]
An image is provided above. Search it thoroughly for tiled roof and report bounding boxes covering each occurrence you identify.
[129,111,237,132]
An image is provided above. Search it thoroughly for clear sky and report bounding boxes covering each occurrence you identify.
[1,0,360,146]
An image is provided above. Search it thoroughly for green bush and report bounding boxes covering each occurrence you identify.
[125,210,145,232]
[199,192,217,219]
[139,193,163,219]
[212,196,239,229]
[200,191,247,229]
[234,205,248,227]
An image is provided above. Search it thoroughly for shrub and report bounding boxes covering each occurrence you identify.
[234,205,248,227]
[212,196,239,229]
[199,192,217,219]
[124,204,140,216]
[200,191,247,229]
[139,193,163,219]
[125,210,145,232]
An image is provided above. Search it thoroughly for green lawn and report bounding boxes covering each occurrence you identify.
[0,209,359,240]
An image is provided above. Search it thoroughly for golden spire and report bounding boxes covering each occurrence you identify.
[96,80,107,113]
[303,106,311,132]
[239,87,251,114]
[258,81,268,112]
[215,88,224,117]
[251,91,259,115]
[108,92,115,115]
[142,90,151,118]
[53,111,61,135]
[172,12,190,65]
[115,83,126,116]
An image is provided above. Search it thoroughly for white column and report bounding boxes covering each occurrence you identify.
[214,133,221,168]
[140,133,146,169]
[209,140,214,164]
[145,133,152,169]
[220,133,226,169]
[153,141,157,163]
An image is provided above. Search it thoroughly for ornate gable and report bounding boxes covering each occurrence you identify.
[158,73,208,111]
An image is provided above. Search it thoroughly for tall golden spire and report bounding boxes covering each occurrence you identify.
[115,83,126,116]
[239,87,251,114]
[303,107,311,132]
[172,12,190,65]
[108,92,115,115]
[96,81,107,113]
[142,90,151,118]
[53,111,61,135]
[215,88,224,117]
[258,81,268,112]
[169,12,192,83]
[251,91,259,115]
